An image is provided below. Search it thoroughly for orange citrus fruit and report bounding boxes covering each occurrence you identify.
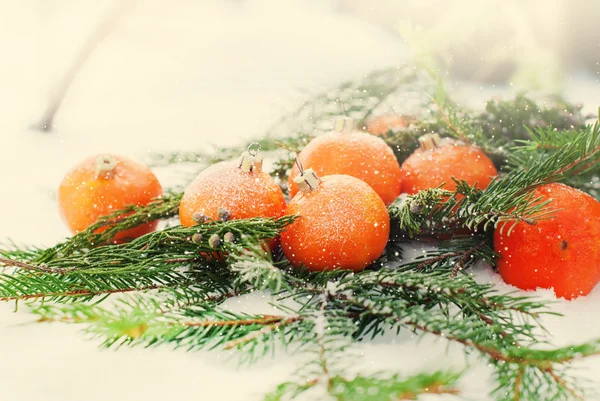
[365,113,412,136]
[400,134,497,194]
[288,118,402,205]
[58,154,163,243]
[494,183,600,299]
[281,170,390,272]
[179,154,286,227]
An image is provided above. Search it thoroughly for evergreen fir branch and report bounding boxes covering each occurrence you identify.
[31,192,184,264]
[26,260,600,400]
[396,236,497,276]
[476,93,587,142]
[0,242,45,263]
[264,371,462,401]
[507,124,600,198]
[493,364,584,401]
[0,217,295,303]
[420,92,587,146]
[21,217,294,272]
[35,297,288,341]
[327,371,461,401]
[226,240,298,293]
[339,270,551,346]
[35,297,311,362]
[0,266,209,303]
[330,269,599,401]
[261,287,461,401]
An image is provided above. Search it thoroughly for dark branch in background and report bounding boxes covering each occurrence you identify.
[34,0,136,132]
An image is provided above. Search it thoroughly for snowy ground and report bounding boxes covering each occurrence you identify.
[1,1,600,400]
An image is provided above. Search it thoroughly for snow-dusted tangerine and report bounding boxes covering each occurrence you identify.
[179,147,286,227]
[281,169,390,272]
[365,113,412,136]
[494,183,600,300]
[400,134,497,194]
[58,154,163,242]
[287,118,402,205]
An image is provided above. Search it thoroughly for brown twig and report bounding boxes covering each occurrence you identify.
[451,241,488,277]
[376,278,542,322]
[537,143,561,150]
[35,0,136,131]
[0,282,178,303]
[543,367,584,401]
[0,257,74,274]
[398,383,460,400]
[223,316,301,350]
[179,315,287,328]
[514,367,524,401]
[430,96,470,144]
[542,142,600,184]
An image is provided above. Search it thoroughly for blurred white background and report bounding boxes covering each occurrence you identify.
[1,1,600,400]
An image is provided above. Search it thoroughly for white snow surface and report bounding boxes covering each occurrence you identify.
[1,1,600,400]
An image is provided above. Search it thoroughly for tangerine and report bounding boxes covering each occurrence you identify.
[364,113,412,136]
[179,148,286,227]
[400,134,497,194]
[281,169,390,272]
[494,183,600,299]
[287,118,402,205]
[58,154,163,242]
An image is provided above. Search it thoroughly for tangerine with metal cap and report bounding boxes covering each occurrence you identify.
[281,165,390,272]
[287,117,403,205]
[400,134,497,194]
[58,154,163,243]
[179,144,286,227]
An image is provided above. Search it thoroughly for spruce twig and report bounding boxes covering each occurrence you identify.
[33,192,183,264]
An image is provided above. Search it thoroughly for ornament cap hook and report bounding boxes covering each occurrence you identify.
[335,116,356,133]
[418,133,442,150]
[294,167,321,193]
[95,155,117,179]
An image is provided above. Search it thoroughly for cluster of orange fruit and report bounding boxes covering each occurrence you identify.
[58,114,600,299]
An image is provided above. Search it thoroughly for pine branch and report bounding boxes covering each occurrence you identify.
[226,240,298,293]
[25,251,600,400]
[34,297,310,362]
[397,236,496,276]
[476,93,587,142]
[31,192,183,264]
[330,269,599,400]
[264,371,462,401]
[0,217,295,303]
[507,124,600,197]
